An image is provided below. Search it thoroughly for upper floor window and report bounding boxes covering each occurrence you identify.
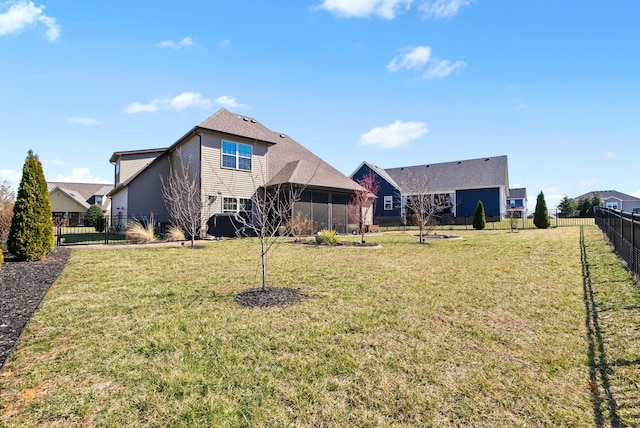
[222,140,252,171]
[95,196,103,206]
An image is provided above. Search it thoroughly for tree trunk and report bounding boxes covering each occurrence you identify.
[261,237,267,291]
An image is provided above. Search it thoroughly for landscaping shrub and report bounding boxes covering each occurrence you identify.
[473,200,486,230]
[85,204,106,232]
[534,191,551,229]
[318,229,340,245]
[8,150,55,261]
[287,211,315,238]
[125,217,157,243]
[165,225,186,241]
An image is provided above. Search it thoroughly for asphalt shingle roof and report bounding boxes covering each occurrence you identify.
[198,109,362,192]
[384,155,509,193]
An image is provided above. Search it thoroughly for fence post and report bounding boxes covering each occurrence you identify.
[633,212,637,274]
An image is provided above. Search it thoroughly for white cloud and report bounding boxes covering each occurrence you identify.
[66,117,101,126]
[317,0,413,19]
[156,36,193,49]
[420,0,472,19]
[602,151,616,161]
[513,103,527,112]
[359,120,428,148]
[387,46,431,72]
[387,46,465,78]
[124,100,159,114]
[0,168,22,185]
[219,39,229,48]
[50,167,109,183]
[215,96,250,110]
[423,59,466,78]
[0,0,60,41]
[124,92,211,114]
[167,92,210,111]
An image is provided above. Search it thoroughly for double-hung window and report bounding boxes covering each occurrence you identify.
[222,140,252,171]
[384,195,393,211]
[223,197,253,221]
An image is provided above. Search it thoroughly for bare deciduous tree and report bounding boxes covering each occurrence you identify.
[252,183,307,291]
[161,149,211,247]
[347,170,379,244]
[401,172,451,244]
[211,159,319,292]
[0,180,15,247]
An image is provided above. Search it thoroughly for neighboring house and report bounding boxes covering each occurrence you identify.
[350,155,510,224]
[507,188,528,218]
[573,190,640,213]
[48,182,113,226]
[107,108,363,235]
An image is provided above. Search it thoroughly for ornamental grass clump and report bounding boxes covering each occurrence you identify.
[125,217,157,244]
[165,225,186,242]
[318,229,340,245]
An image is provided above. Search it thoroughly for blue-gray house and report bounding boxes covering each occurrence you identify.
[350,155,510,224]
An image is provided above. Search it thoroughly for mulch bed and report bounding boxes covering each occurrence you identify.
[235,287,307,308]
[0,247,71,370]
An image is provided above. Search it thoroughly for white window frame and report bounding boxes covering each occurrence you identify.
[221,140,252,171]
[223,197,253,221]
[606,201,619,209]
[383,195,393,211]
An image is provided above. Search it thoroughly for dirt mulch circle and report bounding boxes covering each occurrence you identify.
[235,287,307,308]
[0,247,71,371]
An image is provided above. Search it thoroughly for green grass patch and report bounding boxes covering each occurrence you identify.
[1,227,638,426]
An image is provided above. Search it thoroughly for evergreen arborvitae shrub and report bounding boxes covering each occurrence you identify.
[8,150,55,261]
[533,191,551,229]
[85,204,106,232]
[473,200,486,230]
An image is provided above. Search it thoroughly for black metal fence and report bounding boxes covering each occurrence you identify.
[594,206,640,279]
[379,209,595,231]
[55,215,172,246]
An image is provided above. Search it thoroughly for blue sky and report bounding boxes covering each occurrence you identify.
[1,0,638,211]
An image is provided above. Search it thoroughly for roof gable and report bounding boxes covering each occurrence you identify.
[197,109,282,146]
[350,161,401,191]
[47,182,113,201]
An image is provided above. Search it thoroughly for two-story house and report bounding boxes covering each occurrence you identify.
[351,155,510,225]
[107,108,363,236]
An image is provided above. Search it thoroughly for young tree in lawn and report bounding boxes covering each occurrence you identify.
[347,169,379,244]
[473,200,486,230]
[212,159,319,292]
[8,150,55,261]
[533,191,551,229]
[161,149,210,247]
[400,171,451,243]
[252,182,308,291]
